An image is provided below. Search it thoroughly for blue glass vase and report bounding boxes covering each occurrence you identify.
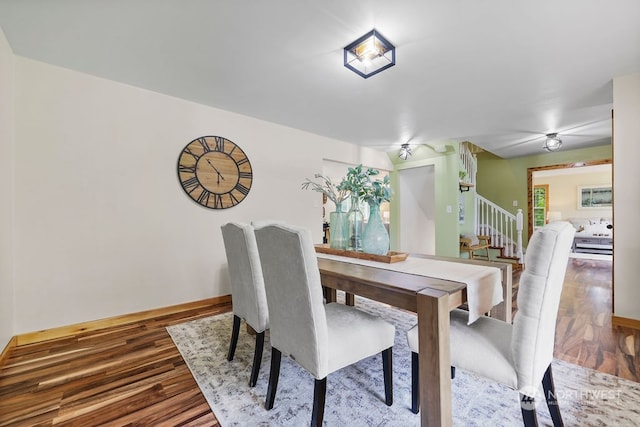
[347,195,364,251]
[329,202,349,250]
[362,201,390,255]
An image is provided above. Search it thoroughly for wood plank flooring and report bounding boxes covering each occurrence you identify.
[509,256,639,382]
[553,258,640,382]
[0,301,230,426]
[1,258,637,426]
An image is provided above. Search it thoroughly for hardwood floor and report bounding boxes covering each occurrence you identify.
[1,257,637,426]
[510,256,639,383]
[0,301,230,426]
[553,257,640,382]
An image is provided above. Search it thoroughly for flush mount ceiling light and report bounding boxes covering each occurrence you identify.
[543,133,562,152]
[398,143,412,160]
[344,29,395,79]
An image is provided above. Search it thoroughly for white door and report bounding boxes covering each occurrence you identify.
[399,165,435,255]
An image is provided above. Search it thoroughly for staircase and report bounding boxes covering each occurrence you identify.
[459,142,524,267]
[475,195,523,266]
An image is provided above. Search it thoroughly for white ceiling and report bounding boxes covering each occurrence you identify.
[1,1,638,158]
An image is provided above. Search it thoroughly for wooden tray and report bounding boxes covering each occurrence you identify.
[315,244,409,263]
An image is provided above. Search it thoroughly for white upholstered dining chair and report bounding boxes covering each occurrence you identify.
[254,223,396,427]
[407,221,575,426]
[221,222,269,387]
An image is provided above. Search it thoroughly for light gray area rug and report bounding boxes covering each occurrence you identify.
[167,297,640,426]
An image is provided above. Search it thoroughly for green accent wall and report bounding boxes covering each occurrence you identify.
[476,144,612,246]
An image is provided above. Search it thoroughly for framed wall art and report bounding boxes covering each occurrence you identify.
[578,185,612,209]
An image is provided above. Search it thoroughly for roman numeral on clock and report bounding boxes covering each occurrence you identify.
[197,137,211,152]
[236,157,249,166]
[182,176,200,193]
[183,147,200,161]
[235,183,250,196]
[197,189,211,205]
[214,136,225,152]
[179,165,196,174]
[213,194,224,209]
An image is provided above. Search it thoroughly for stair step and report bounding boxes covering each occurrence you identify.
[496,255,519,261]
[494,256,523,271]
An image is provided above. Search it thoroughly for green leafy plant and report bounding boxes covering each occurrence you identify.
[304,165,392,207]
[362,175,392,204]
[301,173,349,206]
[337,164,379,198]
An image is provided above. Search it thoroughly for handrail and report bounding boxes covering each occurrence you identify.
[475,194,523,262]
[459,142,523,263]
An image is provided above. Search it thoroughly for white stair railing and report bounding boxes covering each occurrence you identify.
[459,141,477,186]
[475,194,523,262]
[459,141,523,263]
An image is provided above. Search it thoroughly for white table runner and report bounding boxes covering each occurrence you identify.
[317,253,503,324]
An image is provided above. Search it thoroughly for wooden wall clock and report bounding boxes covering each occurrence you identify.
[177,136,253,209]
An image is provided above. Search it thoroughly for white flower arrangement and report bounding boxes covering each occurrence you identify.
[301,173,349,206]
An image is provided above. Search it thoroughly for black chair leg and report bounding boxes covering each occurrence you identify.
[249,331,265,387]
[382,347,393,406]
[542,364,564,427]
[227,315,241,361]
[410,356,456,414]
[265,348,282,410]
[411,351,419,414]
[520,393,539,427]
[311,378,327,427]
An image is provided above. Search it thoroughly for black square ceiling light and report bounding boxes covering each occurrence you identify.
[344,29,395,79]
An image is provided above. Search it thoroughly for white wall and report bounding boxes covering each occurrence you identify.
[12,57,391,334]
[0,27,15,350]
[533,165,612,220]
[613,73,640,321]
[398,165,435,254]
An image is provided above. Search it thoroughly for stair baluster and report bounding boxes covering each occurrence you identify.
[475,194,523,264]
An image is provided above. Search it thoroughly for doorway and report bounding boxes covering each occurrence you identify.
[398,165,435,254]
[526,159,612,238]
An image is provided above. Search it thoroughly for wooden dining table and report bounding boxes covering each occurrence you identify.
[317,252,512,427]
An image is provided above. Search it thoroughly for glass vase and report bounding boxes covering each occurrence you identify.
[329,202,349,250]
[362,201,390,255]
[347,195,364,251]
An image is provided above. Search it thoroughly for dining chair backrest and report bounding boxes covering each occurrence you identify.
[251,219,286,228]
[221,222,269,333]
[254,224,329,379]
[511,221,575,396]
